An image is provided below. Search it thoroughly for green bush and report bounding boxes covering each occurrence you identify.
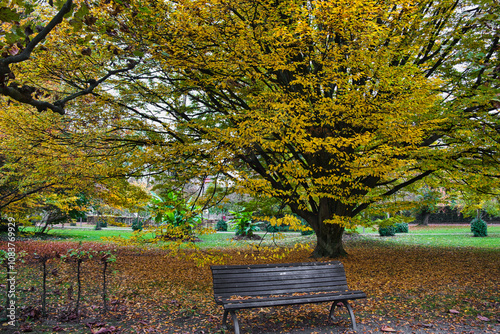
[378,225,396,237]
[132,219,143,231]
[470,217,487,237]
[95,220,107,228]
[215,219,227,231]
[231,211,259,237]
[301,229,314,236]
[394,222,409,233]
[265,223,289,233]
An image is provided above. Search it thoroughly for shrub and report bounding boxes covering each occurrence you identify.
[378,225,396,236]
[215,219,227,231]
[95,220,107,229]
[231,211,259,237]
[301,229,314,236]
[266,223,289,233]
[132,219,143,231]
[394,222,409,233]
[470,217,487,237]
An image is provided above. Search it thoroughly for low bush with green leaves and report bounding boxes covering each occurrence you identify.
[215,219,228,231]
[470,217,488,237]
[265,222,289,233]
[379,225,396,236]
[94,220,107,230]
[395,222,409,233]
[230,211,259,237]
[132,219,143,231]
[376,216,410,237]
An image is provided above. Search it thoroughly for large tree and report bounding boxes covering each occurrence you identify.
[5,0,500,257]
[0,0,149,217]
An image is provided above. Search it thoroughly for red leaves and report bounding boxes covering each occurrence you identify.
[477,315,490,321]
[449,309,460,314]
[380,325,396,332]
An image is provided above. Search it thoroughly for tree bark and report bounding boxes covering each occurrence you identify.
[419,212,430,226]
[312,222,347,258]
[295,198,348,258]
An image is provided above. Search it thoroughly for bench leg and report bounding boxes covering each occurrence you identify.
[230,310,241,334]
[344,301,358,332]
[329,301,342,321]
[329,300,358,332]
[222,310,229,328]
[222,310,240,334]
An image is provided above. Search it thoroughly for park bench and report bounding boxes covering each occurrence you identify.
[210,261,367,333]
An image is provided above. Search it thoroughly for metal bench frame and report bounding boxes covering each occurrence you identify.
[211,261,367,333]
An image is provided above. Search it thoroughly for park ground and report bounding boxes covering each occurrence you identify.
[1,224,499,333]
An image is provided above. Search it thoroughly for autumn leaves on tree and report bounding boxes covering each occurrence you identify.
[1,0,499,257]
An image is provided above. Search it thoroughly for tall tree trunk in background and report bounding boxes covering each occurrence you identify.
[420,211,431,226]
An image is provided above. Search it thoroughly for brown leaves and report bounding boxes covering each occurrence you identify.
[10,238,500,333]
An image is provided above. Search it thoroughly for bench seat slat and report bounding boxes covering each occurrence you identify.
[213,279,348,290]
[219,290,367,309]
[212,265,344,275]
[212,271,347,281]
[214,286,350,298]
[211,262,342,270]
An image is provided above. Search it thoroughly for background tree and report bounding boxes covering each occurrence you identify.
[415,188,442,226]
[0,0,138,114]
[0,98,149,229]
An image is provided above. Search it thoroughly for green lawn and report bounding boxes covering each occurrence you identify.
[21,224,500,250]
[37,227,150,241]
[365,225,500,248]
[409,224,500,234]
[367,232,500,248]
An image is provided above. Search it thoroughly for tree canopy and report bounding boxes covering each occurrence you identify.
[2,0,499,257]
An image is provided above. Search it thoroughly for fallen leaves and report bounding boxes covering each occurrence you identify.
[380,325,396,332]
[5,238,500,333]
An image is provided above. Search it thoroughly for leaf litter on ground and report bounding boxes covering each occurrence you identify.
[3,237,499,333]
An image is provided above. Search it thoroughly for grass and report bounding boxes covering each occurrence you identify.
[409,224,500,234]
[20,224,500,250]
[5,232,499,334]
[369,232,500,248]
[362,224,500,249]
[4,224,500,334]
[25,226,154,241]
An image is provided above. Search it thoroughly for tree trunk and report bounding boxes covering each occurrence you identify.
[312,222,347,258]
[295,198,348,258]
[419,212,430,226]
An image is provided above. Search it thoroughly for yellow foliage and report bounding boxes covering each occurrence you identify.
[263,214,312,232]
[4,0,499,257]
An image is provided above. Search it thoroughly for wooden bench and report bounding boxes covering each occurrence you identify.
[211,261,367,333]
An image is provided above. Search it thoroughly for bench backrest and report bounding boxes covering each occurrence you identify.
[211,261,350,300]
